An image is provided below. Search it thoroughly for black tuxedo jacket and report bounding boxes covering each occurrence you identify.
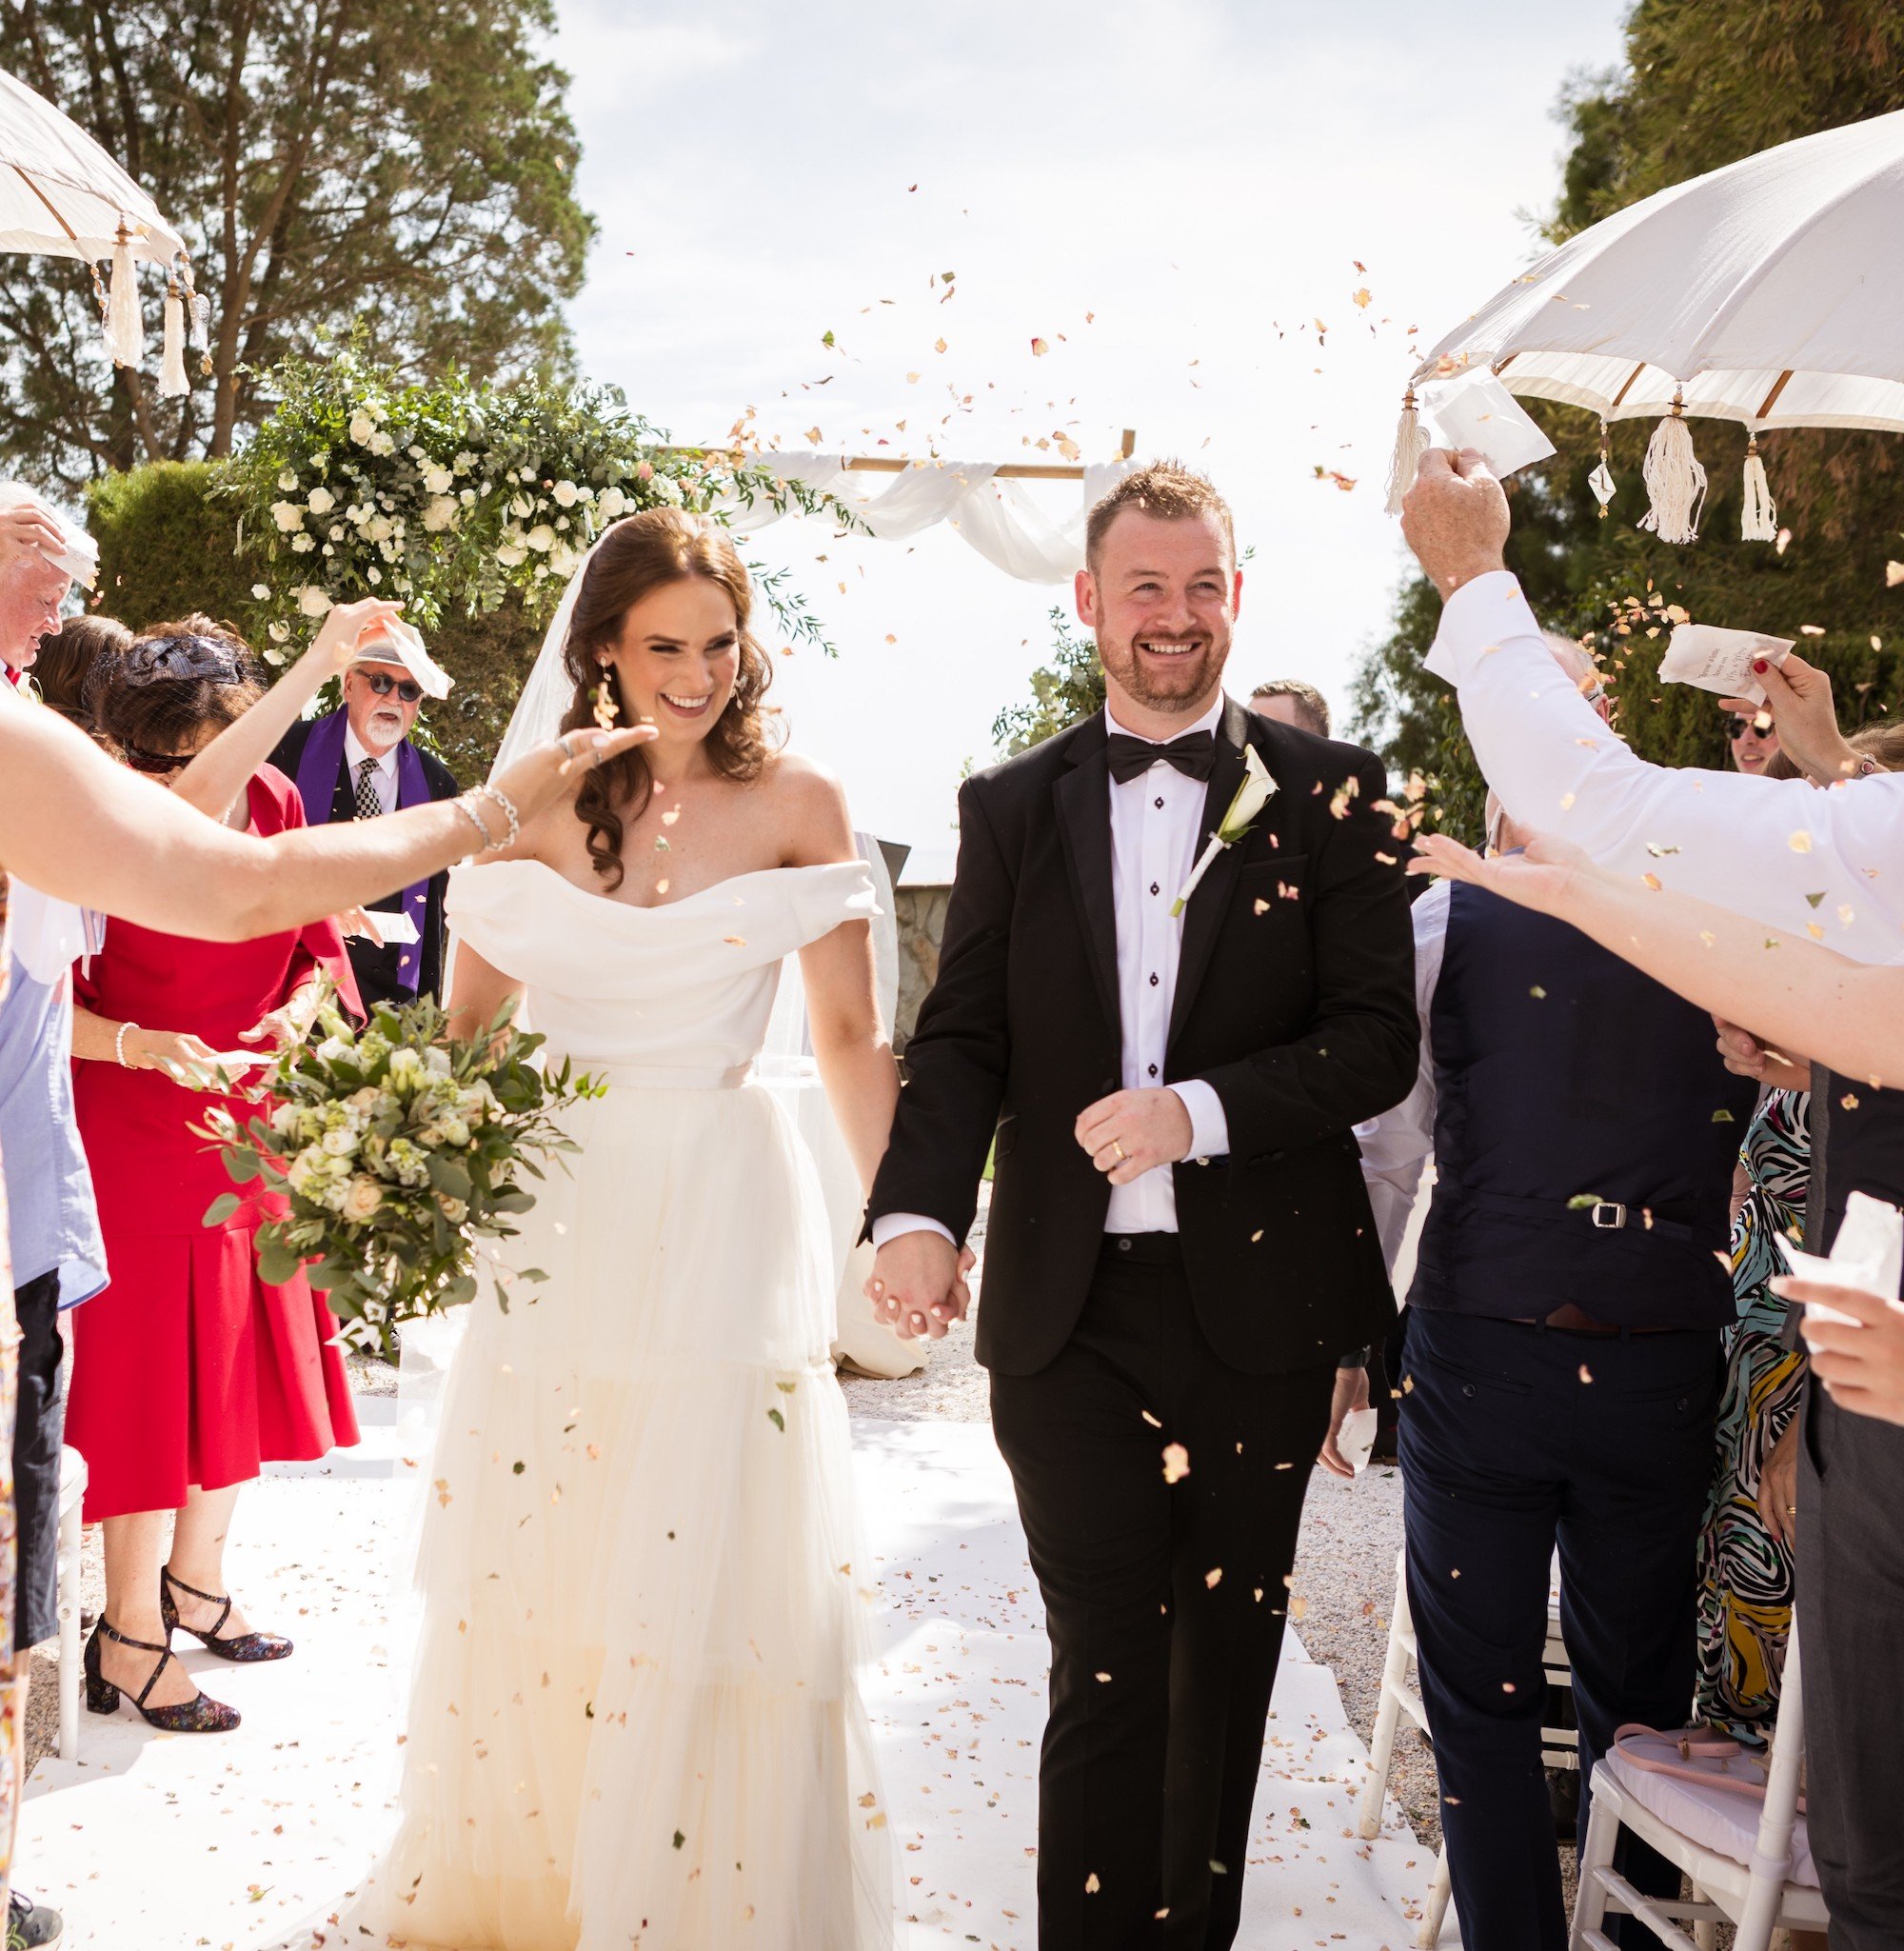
[868,697,1418,1378]
[268,717,461,1005]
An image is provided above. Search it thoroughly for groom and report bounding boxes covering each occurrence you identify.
[866,462,1418,1948]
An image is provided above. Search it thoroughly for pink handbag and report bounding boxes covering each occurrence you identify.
[1611,1724,1805,1813]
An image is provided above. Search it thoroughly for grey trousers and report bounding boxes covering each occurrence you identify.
[1797,1381,1904,1947]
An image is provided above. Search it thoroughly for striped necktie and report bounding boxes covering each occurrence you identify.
[354,755,383,821]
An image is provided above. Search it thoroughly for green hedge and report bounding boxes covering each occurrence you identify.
[83,461,543,786]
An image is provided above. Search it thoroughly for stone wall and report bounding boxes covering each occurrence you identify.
[892,884,950,1052]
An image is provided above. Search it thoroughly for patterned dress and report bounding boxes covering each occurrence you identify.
[1694,1087,1809,1742]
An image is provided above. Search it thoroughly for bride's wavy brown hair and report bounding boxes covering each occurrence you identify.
[558,508,778,888]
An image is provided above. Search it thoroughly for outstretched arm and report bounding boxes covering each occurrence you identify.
[171,598,406,820]
[1402,448,1904,966]
[0,694,653,940]
[1410,830,1904,1089]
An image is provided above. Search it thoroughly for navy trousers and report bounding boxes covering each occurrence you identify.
[1398,1309,1721,1951]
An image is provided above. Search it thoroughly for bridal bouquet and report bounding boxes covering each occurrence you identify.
[196,986,605,1354]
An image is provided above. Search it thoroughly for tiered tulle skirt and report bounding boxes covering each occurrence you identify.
[372,1081,891,1950]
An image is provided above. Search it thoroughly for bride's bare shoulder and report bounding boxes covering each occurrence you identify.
[760,749,854,864]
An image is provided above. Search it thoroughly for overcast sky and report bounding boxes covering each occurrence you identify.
[548,0,1631,878]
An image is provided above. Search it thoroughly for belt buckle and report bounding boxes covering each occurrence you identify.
[1590,1200,1628,1230]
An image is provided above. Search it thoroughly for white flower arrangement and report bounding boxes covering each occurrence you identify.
[197,985,605,1354]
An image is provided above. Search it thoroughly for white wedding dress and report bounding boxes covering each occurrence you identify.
[372,856,893,1951]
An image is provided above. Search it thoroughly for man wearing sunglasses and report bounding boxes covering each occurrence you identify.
[268,633,461,1007]
[1725,704,1782,776]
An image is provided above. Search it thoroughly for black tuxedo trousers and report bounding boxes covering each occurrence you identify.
[992,1235,1335,1950]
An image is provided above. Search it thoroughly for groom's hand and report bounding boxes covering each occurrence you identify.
[1399,448,1511,599]
[1076,1088,1193,1185]
[865,1231,970,1342]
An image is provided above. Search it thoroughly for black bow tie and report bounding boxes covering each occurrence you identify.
[1105,729,1217,785]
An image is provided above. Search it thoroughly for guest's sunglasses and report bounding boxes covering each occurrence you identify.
[363,672,424,704]
[124,744,190,776]
[1727,714,1775,738]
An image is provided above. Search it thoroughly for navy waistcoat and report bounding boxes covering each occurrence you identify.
[1411,881,1757,1327]
[1815,1069,1904,1294]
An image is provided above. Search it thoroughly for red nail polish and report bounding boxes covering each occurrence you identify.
[1752,659,1769,674]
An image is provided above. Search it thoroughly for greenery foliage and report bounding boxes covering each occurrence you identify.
[197,985,604,1357]
[1350,1,1904,838]
[88,347,855,783]
[0,0,595,486]
[991,607,1105,756]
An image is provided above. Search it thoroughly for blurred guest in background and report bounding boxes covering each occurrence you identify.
[68,620,362,1738]
[1247,676,1332,738]
[269,629,460,1007]
[1726,703,1781,775]
[30,615,130,737]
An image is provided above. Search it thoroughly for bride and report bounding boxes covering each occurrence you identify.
[371,508,903,1949]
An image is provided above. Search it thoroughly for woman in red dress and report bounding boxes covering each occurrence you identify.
[67,622,362,1733]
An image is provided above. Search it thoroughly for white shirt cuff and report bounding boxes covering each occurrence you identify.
[1168,1080,1229,1162]
[870,1212,957,1250]
[1423,569,1543,686]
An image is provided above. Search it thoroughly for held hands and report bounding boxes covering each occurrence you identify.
[1075,1087,1193,1185]
[1775,1275,1904,1427]
[865,1232,977,1342]
[1399,448,1512,600]
[1718,652,1858,786]
[1318,1365,1371,1479]
[1711,1015,1809,1087]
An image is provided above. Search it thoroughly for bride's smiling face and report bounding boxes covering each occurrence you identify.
[599,575,743,744]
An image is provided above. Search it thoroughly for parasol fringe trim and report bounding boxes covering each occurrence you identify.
[158,289,189,397]
[1741,440,1777,542]
[1637,401,1706,546]
[102,225,143,369]
[1384,390,1428,515]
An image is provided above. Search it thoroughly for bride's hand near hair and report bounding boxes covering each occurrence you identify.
[1406,826,1591,916]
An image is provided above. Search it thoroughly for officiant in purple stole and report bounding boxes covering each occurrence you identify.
[268,632,460,1008]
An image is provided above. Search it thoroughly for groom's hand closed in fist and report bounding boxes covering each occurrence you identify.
[1076,1088,1193,1185]
[1400,448,1511,600]
[866,1232,972,1342]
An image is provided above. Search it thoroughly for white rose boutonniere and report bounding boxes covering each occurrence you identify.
[1170,746,1278,918]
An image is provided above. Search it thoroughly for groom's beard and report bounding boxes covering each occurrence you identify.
[1099,629,1227,714]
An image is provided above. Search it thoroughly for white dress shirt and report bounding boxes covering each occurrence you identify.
[1355,880,1449,1275]
[1425,570,1904,966]
[873,695,1233,1249]
[343,726,400,816]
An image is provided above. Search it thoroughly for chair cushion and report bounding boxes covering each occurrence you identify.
[1605,1740,1818,1889]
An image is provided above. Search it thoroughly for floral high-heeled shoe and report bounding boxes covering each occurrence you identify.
[160,1564,293,1662]
[83,1617,240,1733]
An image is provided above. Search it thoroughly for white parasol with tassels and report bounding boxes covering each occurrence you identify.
[1389,107,1904,545]
[0,65,205,396]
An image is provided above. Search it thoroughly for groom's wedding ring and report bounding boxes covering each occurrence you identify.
[1110,1140,1128,1163]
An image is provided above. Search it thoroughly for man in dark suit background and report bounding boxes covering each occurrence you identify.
[864,462,1418,1949]
[270,629,460,1005]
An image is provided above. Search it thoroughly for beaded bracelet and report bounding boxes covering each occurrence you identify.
[114,1021,141,1068]
[451,795,499,858]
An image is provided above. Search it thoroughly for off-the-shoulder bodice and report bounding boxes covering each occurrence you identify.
[446,860,878,1082]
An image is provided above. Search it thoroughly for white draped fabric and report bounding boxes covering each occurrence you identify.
[715,453,1132,583]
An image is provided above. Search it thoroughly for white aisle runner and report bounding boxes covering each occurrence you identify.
[17,1405,1442,1949]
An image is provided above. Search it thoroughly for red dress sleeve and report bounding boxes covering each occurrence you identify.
[255,766,365,1021]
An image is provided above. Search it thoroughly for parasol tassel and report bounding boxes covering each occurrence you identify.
[102,228,143,369]
[159,288,189,397]
[1636,400,1706,545]
[1384,389,1428,515]
[1741,439,1778,542]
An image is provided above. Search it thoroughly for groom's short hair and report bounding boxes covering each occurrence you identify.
[1085,461,1235,571]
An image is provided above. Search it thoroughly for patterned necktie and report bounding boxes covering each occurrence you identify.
[354,755,383,821]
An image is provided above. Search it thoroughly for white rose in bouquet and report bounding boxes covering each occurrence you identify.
[496,535,528,567]
[423,464,454,495]
[437,1196,468,1224]
[298,586,333,618]
[319,1126,358,1159]
[316,1035,354,1065]
[270,500,306,532]
[307,486,336,515]
[423,495,459,533]
[552,479,579,508]
[270,1103,302,1136]
[277,469,298,491]
[526,524,555,554]
[342,1178,383,1222]
[597,486,627,521]
[348,411,377,446]
[441,1117,472,1149]
[424,1046,453,1077]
